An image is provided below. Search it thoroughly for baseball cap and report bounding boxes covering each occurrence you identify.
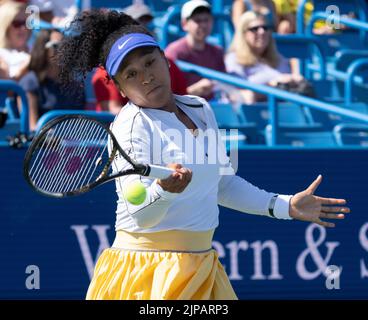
[123,3,153,21]
[30,0,53,12]
[181,0,211,21]
[106,33,160,77]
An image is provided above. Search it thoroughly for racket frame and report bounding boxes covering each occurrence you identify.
[23,115,153,198]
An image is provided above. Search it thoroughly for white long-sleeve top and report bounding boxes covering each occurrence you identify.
[109,94,293,232]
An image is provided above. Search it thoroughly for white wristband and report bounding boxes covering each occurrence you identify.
[270,194,293,220]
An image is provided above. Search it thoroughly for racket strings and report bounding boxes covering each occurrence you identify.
[55,119,98,193]
[79,134,109,189]
[41,118,86,193]
[31,119,70,188]
[28,118,110,194]
[31,118,83,192]
[57,120,109,193]
[66,123,108,192]
[43,118,86,193]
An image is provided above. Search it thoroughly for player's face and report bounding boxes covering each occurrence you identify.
[114,47,173,109]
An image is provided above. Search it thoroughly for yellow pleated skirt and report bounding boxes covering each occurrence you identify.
[86,229,238,300]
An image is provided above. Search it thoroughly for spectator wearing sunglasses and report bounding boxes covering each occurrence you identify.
[19,29,85,131]
[225,11,303,104]
[0,1,31,80]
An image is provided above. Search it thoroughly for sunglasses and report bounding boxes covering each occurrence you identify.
[11,20,27,28]
[45,40,60,50]
[246,25,272,33]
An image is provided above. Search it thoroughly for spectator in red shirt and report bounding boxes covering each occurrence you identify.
[165,0,226,101]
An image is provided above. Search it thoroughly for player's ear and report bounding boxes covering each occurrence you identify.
[159,51,171,68]
[118,86,126,98]
[113,78,127,97]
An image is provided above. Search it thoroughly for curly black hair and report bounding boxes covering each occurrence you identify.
[57,9,152,88]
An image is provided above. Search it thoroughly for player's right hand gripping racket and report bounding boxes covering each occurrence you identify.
[23,115,174,198]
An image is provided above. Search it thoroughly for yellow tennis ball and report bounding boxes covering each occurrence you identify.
[124,181,147,205]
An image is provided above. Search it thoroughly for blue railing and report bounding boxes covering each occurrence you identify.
[158,4,181,48]
[297,0,368,34]
[35,110,115,133]
[75,0,82,11]
[344,58,368,105]
[176,60,368,146]
[306,12,368,39]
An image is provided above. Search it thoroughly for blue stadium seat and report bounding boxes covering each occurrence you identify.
[0,97,21,141]
[297,0,368,33]
[333,50,368,101]
[241,102,312,128]
[0,81,29,141]
[305,102,368,129]
[265,124,337,147]
[342,58,368,104]
[210,102,247,128]
[239,102,324,145]
[272,34,353,102]
[315,32,368,59]
[310,79,343,103]
[210,102,262,145]
[273,34,368,103]
[220,129,249,150]
[299,1,368,60]
[0,121,19,142]
[273,34,326,80]
[333,123,368,146]
[335,49,368,72]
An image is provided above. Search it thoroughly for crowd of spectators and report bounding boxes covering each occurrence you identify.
[0,0,360,131]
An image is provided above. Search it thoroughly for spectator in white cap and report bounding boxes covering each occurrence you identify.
[165,0,226,101]
[30,0,54,23]
[123,2,154,27]
[30,0,78,28]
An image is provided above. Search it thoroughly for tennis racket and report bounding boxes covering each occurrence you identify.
[23,115,174,198]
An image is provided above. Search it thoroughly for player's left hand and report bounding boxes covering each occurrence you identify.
[289,175,350,228]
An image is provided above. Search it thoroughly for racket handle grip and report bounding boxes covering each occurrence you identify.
[147,164,175,179]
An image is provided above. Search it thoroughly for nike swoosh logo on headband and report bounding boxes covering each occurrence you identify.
[118,38,133,50]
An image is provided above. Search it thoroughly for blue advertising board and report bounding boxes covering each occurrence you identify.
[1,147,367,299]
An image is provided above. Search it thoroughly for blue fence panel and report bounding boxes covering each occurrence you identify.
[1,147,367,299]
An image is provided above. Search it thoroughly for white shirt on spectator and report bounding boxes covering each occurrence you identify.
[0,48,30,79]
[225,51,291,85]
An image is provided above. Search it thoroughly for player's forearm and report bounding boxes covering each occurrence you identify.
[218,174,292,219]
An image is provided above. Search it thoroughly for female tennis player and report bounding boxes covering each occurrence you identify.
[57,10,350,300]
